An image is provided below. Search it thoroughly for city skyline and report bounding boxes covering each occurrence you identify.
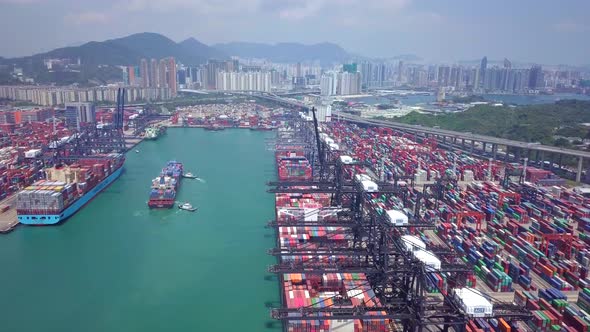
[0,0,589,65]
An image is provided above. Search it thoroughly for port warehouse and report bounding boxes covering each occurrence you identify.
[268,112,590,332]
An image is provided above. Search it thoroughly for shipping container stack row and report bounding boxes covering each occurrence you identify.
[514,287,590,331]
[175,105,289,129]
[274,143,393,332]
[322,122,507,184]
[0,120,76,200]
[319,121,590,329]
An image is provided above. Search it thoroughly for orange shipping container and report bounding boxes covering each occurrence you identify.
[498,318,511,332]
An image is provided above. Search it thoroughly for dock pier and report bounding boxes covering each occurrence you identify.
[0,195,19,233]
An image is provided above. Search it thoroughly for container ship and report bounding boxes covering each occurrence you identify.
[144,125,166,140]
[148,160,183,208]
[16,153,125,225]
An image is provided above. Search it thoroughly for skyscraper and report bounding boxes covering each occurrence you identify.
[320,72,339,96]
[149,59,158,88]
[65,102,95,130]
[479,56,488,88]
[207,60,224,89]
[343,63,357,74]
[159,59,167,88]
[528,65,544,89]
[167,57,177,96]
[397,61,404,83]
[127,66,136,85]
[339,72,361,95]
[140,59,149,88]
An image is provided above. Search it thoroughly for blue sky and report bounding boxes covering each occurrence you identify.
[0,0,588,65]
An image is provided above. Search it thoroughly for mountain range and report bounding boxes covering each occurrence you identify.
[0,32,362,85]
[11,33,225,67]
[0,33,355,69]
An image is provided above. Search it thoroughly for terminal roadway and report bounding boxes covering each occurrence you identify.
[335,112,590,159]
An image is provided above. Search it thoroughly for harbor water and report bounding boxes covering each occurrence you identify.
[0,128,280,332]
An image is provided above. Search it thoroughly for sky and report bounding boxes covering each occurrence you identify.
[0,0,589,65]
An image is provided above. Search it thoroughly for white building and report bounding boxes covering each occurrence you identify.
[315,102,332,122]
[320,72,339,96]
[340,72,361,95]
[216,71,271,92]
[320,71,361,96]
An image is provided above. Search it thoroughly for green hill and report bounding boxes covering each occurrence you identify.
[0,32,226,85]
[395,100,590,147]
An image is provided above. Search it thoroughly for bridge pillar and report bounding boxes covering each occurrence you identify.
[539,151,545,168]
[470,140,475,153]
[461,139,465,147]
[442,136,447,144]
[559,154,563,169]
[492,144,497,160]
[482,142,487,153]
[504,147,509,162]
[515,148,521,161]
[577,157,584,183]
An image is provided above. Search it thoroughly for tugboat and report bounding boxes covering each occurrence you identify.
[182,172,198,179]
[205,124,224,131]
[178,202,197,212]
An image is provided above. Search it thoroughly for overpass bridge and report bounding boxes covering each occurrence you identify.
[231,90,590,183]
[336,112,590,183]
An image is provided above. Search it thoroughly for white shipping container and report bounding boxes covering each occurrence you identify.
[24,149,42,158]
[453,288,493,317]
[413,249,441,271]
[401,235,426,252]
[386,210,408,226]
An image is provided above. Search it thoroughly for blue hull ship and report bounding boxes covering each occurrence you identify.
[18,166,123,225]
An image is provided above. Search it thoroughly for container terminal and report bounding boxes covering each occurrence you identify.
[267,107,590,331]
[0,88,130,229]
[169,102,291,130]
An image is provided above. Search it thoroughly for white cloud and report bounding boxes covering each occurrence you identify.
[269,0,411,20]
[65,11,111,25]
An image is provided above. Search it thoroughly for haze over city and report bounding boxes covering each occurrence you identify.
[1,0,589,65]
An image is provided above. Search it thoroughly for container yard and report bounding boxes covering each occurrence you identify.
[267,109,590,332]
[170,103,290,129]
[0,88,129,230]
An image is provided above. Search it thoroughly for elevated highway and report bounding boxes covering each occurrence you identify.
[230,90,590,183]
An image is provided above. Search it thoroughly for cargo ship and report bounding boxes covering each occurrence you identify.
[204,125,225,131]
[148,161,183,208]
[144,125,166,140]
[16,153,125,225]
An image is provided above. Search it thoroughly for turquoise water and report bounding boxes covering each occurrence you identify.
[0,128,280,332]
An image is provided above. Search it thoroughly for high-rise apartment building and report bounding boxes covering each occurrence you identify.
[65,102,95,129]
[140,59,149,88]
[167,57,177,96]
[149,59,158,88]
[320,72,339,96]
[479,56,488,88]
